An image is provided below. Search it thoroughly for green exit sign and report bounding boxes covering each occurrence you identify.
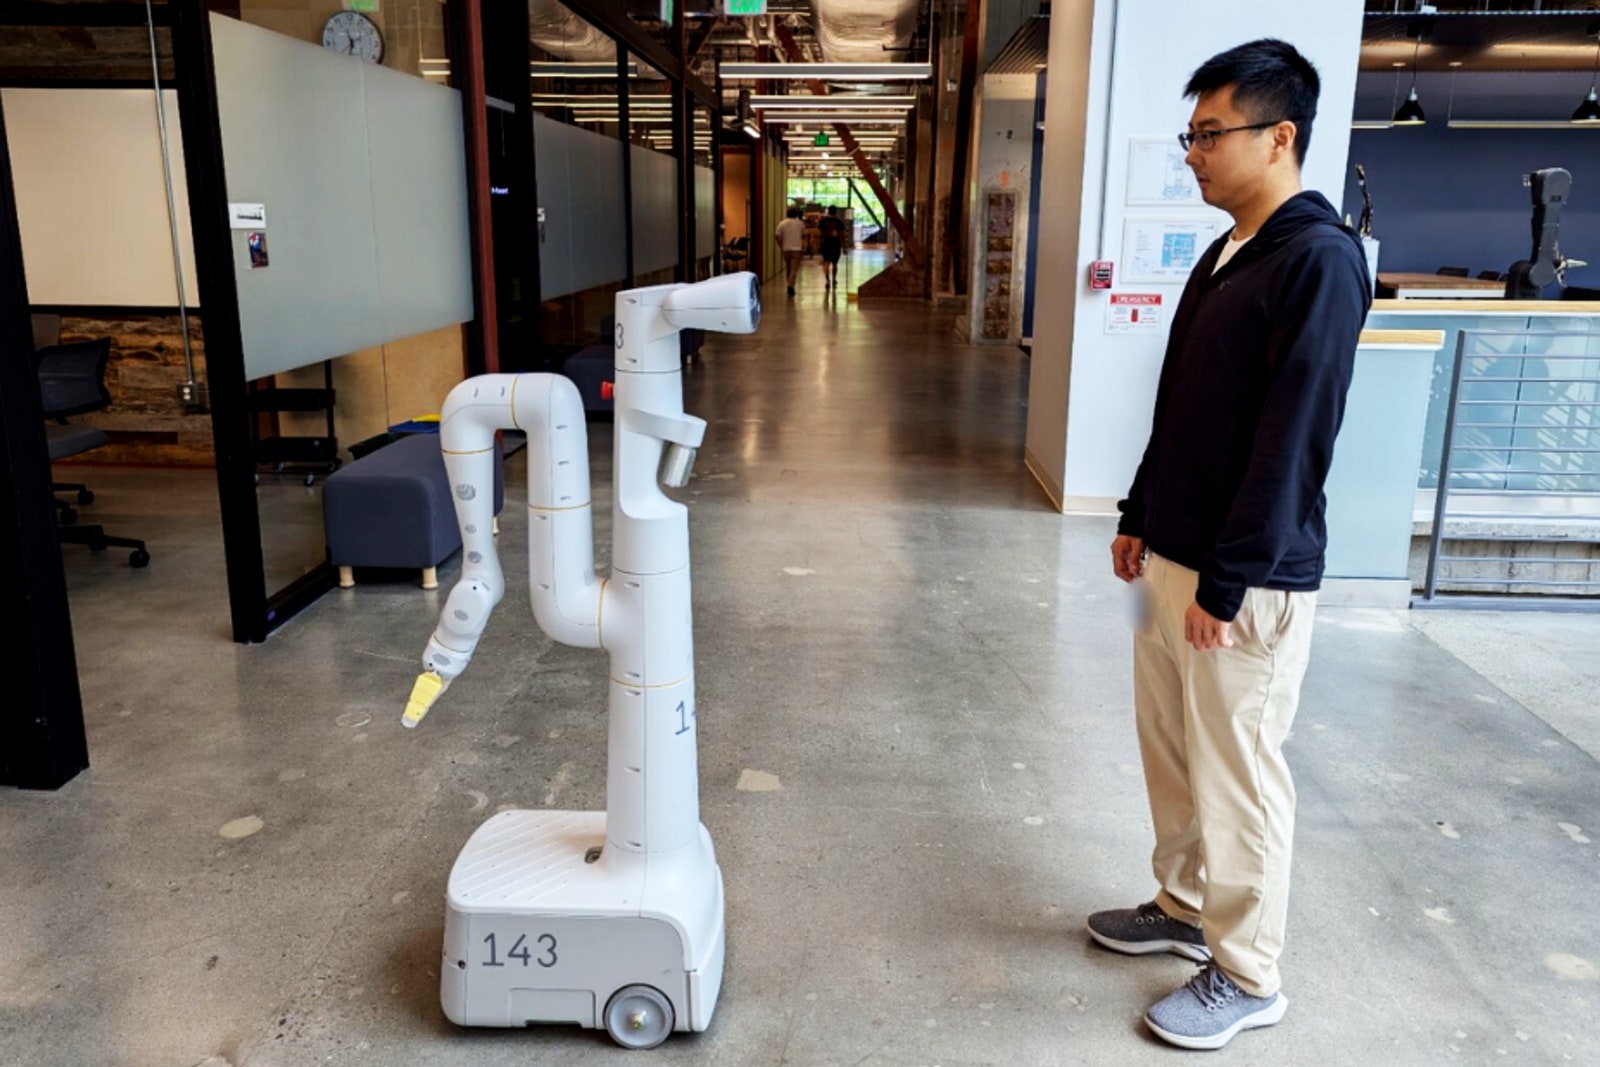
[725,0,767,13]
[813,132,829,147]
[347,0,379,11]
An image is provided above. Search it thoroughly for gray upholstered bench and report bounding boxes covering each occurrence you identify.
[322,432,503,589]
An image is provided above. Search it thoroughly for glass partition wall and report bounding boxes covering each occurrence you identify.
[630,56,680,289]
[5,0,720,645]
[212,6,471,605]
[530,0,628,355]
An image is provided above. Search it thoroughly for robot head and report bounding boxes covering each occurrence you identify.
[661,273,761,335]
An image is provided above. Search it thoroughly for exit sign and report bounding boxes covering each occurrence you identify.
[345,0,379,11]
[725,0,767,13]
[813,132,829,147]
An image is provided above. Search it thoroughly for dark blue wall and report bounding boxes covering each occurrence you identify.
[1340,72,1599,288]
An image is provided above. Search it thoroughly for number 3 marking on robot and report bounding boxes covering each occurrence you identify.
[675,700,695,736]
[615,323,625,349]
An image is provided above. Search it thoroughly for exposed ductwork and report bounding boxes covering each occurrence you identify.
[528,0,617,63]
[808,0,919,64]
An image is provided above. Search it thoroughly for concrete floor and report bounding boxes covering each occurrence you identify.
[5,253,1600,1067]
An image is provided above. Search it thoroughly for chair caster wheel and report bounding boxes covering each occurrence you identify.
[77,489,94,504]
[60,507,78,525]
[129,549,151,568]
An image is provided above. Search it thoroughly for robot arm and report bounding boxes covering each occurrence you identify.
[1354,164,1373,238]
[404,373,602,727]
[1506,168,1576,298]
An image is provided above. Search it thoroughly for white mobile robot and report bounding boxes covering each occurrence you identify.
[402,273,760,1048]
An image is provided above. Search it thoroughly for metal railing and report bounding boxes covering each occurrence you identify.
[1418,328,1600,610]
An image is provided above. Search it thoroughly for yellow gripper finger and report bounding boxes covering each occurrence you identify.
[402,670,446,729]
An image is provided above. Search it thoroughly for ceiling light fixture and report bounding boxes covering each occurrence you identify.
[719,62,932,82]
[1573,22,1600,124]
[1392,22,1431,126]
[753,113,909,124]
[738,89,761,138]
[750,94,916,109]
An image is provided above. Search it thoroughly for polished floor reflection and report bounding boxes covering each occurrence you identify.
[5,254,1600,1066]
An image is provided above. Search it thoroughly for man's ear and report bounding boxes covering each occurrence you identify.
[1273,121,1298,162]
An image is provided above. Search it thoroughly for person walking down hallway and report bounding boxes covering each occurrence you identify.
[776,207,805,296]
[818,207,845,290]
[1087,38,1372,1052]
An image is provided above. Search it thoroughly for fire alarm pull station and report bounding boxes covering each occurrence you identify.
[1090,261,1114,290]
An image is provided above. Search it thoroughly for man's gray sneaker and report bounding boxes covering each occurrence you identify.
[1085,901,1210,961]
[1144,963,1288,1050]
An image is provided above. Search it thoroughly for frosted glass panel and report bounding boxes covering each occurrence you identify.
[210,14,471,381]
[534,115,627,300]
[366,62,474,341]
[695,164,714,263]
[631,144,677,277]
[3,88,200,307]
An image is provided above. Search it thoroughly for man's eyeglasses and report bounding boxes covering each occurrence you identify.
[1178,121,1286,152]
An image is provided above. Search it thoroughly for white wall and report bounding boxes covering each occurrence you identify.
[1025,1,1105,508]
[1029,0,1365,510]
[4,89,200,308]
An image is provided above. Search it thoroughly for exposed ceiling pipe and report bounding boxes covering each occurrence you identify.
[529,0,616,62]
[809,0,919,63]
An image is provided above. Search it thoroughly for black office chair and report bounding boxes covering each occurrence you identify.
[1436,266,1471,277]
[37,337,150,568]
[722,235,749,273]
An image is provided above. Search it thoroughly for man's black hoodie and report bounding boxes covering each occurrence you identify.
[1116,190,1372,622]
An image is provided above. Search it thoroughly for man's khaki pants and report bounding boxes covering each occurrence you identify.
[1133,552,1317,998]
[784,250,802,286]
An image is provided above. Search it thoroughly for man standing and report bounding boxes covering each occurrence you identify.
[818,206,846,290]
[776,207,806,296]
[1087,39,1370,1051]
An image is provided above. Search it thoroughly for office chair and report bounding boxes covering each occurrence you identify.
[37,337,150,568]
[1436,266,1471,277]
[723,235,749,273]
[30,313,84,518]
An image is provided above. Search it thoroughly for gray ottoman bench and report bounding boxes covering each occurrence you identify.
[323,432,504,589]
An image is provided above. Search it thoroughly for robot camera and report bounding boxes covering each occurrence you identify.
[662,272,761,335]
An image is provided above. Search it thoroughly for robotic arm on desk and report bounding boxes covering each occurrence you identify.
[1505,168,1587,299]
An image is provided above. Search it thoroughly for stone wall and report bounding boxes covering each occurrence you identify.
[58,314,214,467]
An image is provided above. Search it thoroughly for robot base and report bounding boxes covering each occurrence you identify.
[440,809,725,1049]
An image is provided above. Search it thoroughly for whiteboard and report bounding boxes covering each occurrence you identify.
[3,88,201,307]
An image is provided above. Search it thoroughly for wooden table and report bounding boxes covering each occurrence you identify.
[1376,272,1506,300]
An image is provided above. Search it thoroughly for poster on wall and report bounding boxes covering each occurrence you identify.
[1121,216,1222,283]
[248,231,269,269]
[1127,138,1203,205]
[1104,292,1163,334]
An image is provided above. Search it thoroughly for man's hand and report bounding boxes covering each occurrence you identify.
[1111,535,1145,583]
[1184,601,1234,651]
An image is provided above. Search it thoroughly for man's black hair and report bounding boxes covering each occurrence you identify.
[1184,39,1319,166]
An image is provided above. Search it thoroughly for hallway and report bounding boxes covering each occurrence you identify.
[3,261,1599,1067]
